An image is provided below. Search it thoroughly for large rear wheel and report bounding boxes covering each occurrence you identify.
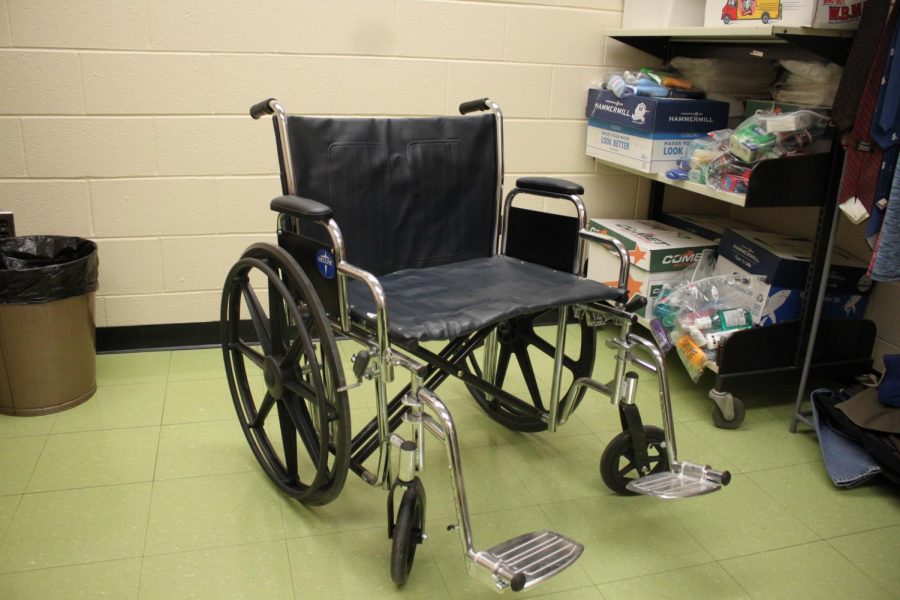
[221,243,350,505]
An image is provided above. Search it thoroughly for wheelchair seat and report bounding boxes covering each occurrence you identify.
[348,254,623,341]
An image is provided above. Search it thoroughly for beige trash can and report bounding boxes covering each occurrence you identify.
[0,236,98,416]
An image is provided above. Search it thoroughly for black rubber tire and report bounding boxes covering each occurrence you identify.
[600,425,669,495]
[390,482,426,586]
[712,395,746,430]
[723,15,731,24]
[221,243,350,506]
[465,308,596,432]
[762,13,770,24]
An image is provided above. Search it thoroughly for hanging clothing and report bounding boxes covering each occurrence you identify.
[838,0,899,219]
[833,0,894,131]
[871,152,900,280]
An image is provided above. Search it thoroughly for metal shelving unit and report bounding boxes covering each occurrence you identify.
[599,27,876,430]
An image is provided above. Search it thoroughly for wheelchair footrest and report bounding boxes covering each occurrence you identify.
[473,530,583,592]
[625,461,732,499]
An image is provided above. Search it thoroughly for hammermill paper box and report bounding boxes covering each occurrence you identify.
[586,219,717,316]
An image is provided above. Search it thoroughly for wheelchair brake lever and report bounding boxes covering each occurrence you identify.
[623,295,647,315]
[337,351,374,392]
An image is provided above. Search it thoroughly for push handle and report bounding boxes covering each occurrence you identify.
[249,98,276,119]
[458,98,490,115]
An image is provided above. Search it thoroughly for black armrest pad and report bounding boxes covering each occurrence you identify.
[270,195,333,221]
[516,177,584,196]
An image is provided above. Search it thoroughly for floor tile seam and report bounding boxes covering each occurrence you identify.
[715,537,837,568]
[94,380,169,390]
[19,433,51,498]
[822,535,898,597]
[23,472,161,495]
[137,537,292,563]
[46,423,164,437]
[0,494,23,549]
[151,465,256,483]
[482,444,543,509]
[0,548,148,578]
[282,537,299,600]
[0,555,141,579]
[587,558,737,590]
[141,529,289,559]
[160,416,235,427]
[822,523,900,543]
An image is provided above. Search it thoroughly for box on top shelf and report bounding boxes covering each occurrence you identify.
[623,0,705,29]
[713,228,871,325]
[586,219,717,315]
[585,88,730,173]
[659,213,763,242]
[704,0,865,29]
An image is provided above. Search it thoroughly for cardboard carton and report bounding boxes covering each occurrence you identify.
[714,228,871,325]
[586,219,717,315]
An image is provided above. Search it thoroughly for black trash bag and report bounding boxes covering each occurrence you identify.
[0,236,99,304]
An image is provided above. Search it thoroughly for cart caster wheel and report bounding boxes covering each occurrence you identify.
[709,390,745,430]
[600,426,669,495]
[391,479,426,586]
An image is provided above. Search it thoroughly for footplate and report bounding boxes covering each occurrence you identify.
[472,530,583,592]
[626,461,731,499]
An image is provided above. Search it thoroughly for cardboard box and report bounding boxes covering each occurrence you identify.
[586,119,701,173]
[585,89,729,173]
[713,228,871,325]
[705,0,865,29]
[586,219,717,315]
[586,88,730,135]
[659,213,762,242]
[623,0,705,28]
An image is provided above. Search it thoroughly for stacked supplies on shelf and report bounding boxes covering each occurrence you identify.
[585,82,730,173]
[663,109,832,194]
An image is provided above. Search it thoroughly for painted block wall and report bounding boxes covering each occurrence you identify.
[0,0,664,327]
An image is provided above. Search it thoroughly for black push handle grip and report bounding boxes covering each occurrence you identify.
[459,98,490,115]
[249,98,276,119]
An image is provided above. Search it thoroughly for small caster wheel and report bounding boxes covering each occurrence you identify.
[709,390,745,430]
[390,479,426,585]
[600,426,669,496]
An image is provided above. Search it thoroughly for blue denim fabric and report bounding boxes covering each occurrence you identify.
[872,152,900,281]
[811,390,882,488]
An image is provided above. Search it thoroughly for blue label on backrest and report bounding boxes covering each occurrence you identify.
[315,249,336,279]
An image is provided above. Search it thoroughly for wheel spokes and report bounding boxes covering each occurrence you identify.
[235,341,265,369]
[279,393,323,466]
[276,403,300,484]
[250,393,277,429]
[240,279,272,356]
[268,279,288,355]
[513,345,545,411]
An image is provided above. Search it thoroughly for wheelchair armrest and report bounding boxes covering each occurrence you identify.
[579,229,630,298]
[270,195,333,221]
[515,177,584,197]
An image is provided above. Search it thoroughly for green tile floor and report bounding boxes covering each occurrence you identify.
[0,339,898,599]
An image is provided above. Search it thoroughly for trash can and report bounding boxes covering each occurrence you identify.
[0,236,99,416]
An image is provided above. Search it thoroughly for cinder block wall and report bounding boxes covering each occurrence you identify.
[1,0,655,328]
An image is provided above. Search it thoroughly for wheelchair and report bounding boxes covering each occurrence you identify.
[221,97,730,592]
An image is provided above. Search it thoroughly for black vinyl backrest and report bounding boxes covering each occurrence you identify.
[283,113,498,276]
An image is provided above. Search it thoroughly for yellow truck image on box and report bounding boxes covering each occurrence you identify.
[720,0,783,24]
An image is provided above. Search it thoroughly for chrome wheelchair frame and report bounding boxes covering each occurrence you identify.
[221,97,730,593]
